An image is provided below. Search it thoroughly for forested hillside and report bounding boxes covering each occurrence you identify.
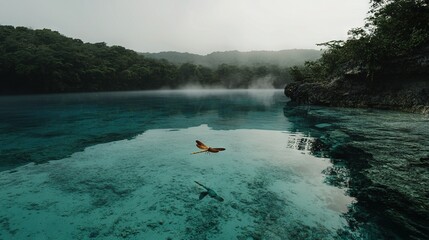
[143,49,322,68]
[285,0,429,113]
[289,0,428,84]
[0,26,309,94]
[0,26,180,93]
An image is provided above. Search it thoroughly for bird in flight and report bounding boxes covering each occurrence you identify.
[192,140,225,154]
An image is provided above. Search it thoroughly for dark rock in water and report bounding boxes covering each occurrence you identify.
[147,222,160,229]
[409,156,429,167]
[327,139,429,239]
[88,230,99,238]
[358,184,429,239]
[283,104,429,239]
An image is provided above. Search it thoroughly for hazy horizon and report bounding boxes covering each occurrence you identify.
[0,0,369,55]
[143,48,322,55]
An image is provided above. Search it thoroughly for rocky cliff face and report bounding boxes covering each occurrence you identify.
[285,46,429,114]
[284,78,429,114]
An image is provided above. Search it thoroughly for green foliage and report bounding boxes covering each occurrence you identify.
[0,26,182,93]
[291,0,429,83]
[0,25,294,93]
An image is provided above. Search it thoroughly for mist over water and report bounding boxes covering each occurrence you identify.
[176,83,225,91]
[248,75,276,89]
[176,76,278,90]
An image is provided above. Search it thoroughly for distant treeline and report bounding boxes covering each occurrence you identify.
[142,49,322,68]
[0,26,297,94]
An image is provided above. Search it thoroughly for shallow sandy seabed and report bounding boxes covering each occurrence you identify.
[0,125,353,240]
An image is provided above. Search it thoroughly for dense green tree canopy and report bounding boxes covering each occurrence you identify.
[290,0,429,83]
[0,26,180,93]
[0,26,294,94]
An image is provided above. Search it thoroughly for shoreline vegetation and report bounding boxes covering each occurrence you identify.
[285,0,429,114]
[0,25,320,94]
[0,1,427,114]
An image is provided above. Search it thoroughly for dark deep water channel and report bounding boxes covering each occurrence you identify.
[0,90,428,239]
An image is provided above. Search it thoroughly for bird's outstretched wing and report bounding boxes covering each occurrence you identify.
[196,140,209,150]
[209,148,225,153]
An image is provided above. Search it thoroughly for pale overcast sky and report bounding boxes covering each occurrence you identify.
[0,0,369,54]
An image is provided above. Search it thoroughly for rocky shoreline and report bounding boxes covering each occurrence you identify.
[284,44,429,115]
[284,77,429,115]
[283,104,429,239]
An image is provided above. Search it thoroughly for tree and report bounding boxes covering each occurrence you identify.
[290,0,429,84]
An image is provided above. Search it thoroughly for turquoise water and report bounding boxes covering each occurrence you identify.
[0,90,428,239]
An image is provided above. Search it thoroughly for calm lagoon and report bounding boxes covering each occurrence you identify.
[0,90,427,239]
